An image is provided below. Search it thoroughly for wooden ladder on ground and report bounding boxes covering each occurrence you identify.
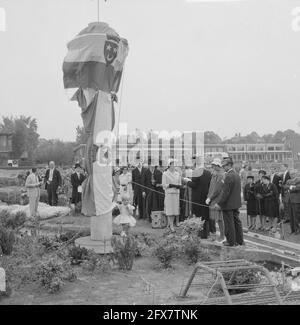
[179,259,283,305]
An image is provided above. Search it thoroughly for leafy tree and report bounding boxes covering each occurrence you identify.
[204,131,222,144]
[0,115,39,161]
[35,139,75,166]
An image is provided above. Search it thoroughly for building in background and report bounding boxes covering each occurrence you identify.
[225,143,293,169]
[72,131,295,169]
[0,132,13,166]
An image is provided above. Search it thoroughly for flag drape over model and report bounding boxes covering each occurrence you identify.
[63,22,129,216]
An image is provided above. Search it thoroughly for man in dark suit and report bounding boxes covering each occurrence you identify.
[286,177,300,234]
[144,164,155,220]
[185,156,212,239]
[152,163,165,211]
[44,161,62,206]
[131,158,147,219]
[71,163,86,207]
[214,157,244,246]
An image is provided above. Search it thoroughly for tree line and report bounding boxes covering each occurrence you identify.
[1,116,300,166]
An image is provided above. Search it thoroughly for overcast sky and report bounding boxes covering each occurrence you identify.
[0,0,300,141]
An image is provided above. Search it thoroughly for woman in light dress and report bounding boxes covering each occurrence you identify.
[162,159,182,232]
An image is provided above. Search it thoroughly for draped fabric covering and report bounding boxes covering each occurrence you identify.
[63,22,129,216]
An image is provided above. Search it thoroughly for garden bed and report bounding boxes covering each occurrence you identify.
[1,217,300,305]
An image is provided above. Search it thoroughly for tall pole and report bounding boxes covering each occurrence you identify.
[97,0,100,22]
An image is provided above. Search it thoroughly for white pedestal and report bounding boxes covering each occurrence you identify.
[75,211,113,254]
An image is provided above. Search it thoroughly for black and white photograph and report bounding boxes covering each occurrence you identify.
[1,0,300,309]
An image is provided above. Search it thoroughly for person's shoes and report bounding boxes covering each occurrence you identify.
[167,225,175,233]
[295,229,300,235]
[288,231,295,235]
[284,220,290,224]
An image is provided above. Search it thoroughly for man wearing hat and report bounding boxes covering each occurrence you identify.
[214,157,244,246]
[205,158,225,242]
[71,163,86,208]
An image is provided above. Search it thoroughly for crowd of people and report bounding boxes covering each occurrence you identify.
[25,161,87,220]
[113,156,244,247]
[24,157,300,246]
[243,164,300,236]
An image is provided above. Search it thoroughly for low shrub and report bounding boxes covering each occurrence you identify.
[55,230,88,244]
[112,235,137,271]
[183,237,201,264]
[0,210,27,230]
[222,269,262,294]
[36,259,76,294]
[178,217,204,237]
[38,236,61,252]
[0,235,45,290]
[81,252,112,273]
[0,227,15,255]
[68,245,89,265]
[132,233,158,257]
[153,239,178,269]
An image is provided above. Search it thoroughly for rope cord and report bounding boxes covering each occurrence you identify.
[130,180,213,209]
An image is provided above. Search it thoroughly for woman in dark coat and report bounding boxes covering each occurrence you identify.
[254,170,267,230]
[244,176,258,230]
[261,175,279,233]
[152,165,165,211]
[185,167,212,238]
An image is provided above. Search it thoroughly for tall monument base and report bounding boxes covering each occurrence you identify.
[75,236,113,254]
[75,212,113,254]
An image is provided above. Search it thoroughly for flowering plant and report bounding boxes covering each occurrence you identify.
[178,217,204,238]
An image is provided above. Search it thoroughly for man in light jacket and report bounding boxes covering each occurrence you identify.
[25,167,42,221]
[205,158,225,242]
